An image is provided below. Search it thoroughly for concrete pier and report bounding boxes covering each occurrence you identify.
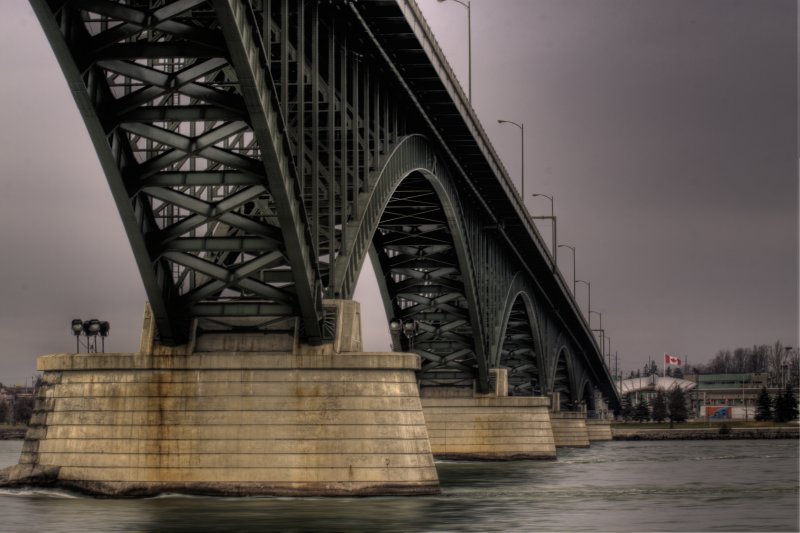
[549,411,590,448]
[586,419,613,442]
[420,371,556,460]
[2,302,439,496]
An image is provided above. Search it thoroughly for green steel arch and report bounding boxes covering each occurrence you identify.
[28,0,618,403]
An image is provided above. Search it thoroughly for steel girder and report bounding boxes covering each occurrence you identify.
[30,0,325,343]
[29,0,617,403]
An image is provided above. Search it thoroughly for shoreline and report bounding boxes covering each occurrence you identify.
[613,426,799,440]
[0,428,26,440]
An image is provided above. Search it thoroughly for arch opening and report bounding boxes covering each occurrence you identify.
[553,349,573,410]
[499,296,541,396]
[371,172,478,388]
[582,381,596,412]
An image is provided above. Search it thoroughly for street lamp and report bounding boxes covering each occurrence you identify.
[70,318,110,353]
[389,318,403,351]
[605,335,612,369]
[589,310,604,356]
[589,310,602,332]
[557,244,576,295]
[575,279,591,321]
[70,319,83,352]
[497,119,524,200]
[389,317,419,351]
[437,0,472,101]
[531,193,556,270]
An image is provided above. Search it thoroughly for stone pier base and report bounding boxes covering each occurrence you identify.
[549,411,590,448]
[1,302,439,496]
[421,394,556,460]
[586,419,613,442]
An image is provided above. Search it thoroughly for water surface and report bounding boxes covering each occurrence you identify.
[1,439,797,532]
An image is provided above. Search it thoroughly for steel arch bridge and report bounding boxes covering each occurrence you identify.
[30,0,618,408]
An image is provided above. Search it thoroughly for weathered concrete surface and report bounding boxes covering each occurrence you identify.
[586,419,613,442]
[0,301,439,497]
[421,395,556,460]
[549,411,590,448]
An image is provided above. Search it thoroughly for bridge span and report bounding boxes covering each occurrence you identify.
[5,0,618,496]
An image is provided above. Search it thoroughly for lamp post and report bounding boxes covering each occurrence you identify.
[589,310,601,335]
[575,279,590,322]
[605,335,612,369]
[70,318,110,353]
[389,318,403,351]
[497,119,524,200]
[590,310,604,356]
[557,244,576,295]
[783,346,792,388]
[389,317,419,351]
[532,193,556,270]
[437,0,471,101]
[591,328,605,360]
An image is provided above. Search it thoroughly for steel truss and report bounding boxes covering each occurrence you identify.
[30,0,617,405]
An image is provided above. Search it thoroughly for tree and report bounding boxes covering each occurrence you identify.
[0,400,9,424]
[634,397,650,422]
[755,387,773,421]
[672,367,684,379]
[12,396,34,425]
[784,386,799,421]
[665,367,673,377]
[774,385,798,423]
[651,391,668,422]
[619,394,634,421]
[667,387,688,427]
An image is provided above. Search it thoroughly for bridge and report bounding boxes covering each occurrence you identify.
[6,0,618,496]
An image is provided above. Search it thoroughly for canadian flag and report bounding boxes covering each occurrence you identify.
[665,354,682,366]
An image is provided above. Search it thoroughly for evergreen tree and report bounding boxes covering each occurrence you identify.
[784,385,799,421]
[667,387,688,427]
[774,385,798,423]
[12,396,34,425]
[651,391,668,422]
[634,397,650,421]
[665,367,673,377]
[672,367,684,379]
[755,387,772,421]
[619,394,634,421]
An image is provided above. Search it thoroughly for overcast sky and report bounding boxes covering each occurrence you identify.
[0,1,796,386]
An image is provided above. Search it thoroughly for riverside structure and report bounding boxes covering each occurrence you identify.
[2,0,616,495]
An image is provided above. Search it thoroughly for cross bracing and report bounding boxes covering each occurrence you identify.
[30,0,618,407]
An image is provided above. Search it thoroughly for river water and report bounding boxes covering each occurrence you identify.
[0,439,797,532]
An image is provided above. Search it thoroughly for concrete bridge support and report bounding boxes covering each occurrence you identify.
[3,302,439,496]
[549,411,591,448]
[586,419,613,442]
[420,370,556,460]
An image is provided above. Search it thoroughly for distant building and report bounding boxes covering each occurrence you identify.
[0,385,13,403]
[686,372,784,420]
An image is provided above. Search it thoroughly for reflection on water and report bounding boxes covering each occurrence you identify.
[1,439,798,532]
